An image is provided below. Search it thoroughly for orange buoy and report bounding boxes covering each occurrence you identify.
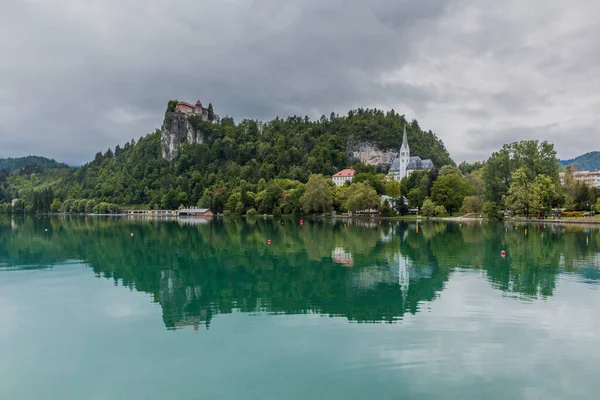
[501,250,506,257]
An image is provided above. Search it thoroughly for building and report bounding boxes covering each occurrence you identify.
[332,168,355,186]
[559,170,600,188]
[387,124,434,181]
[175,100,209,121]
[178,207,213,217]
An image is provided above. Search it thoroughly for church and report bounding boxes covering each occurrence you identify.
[387,124,434,181]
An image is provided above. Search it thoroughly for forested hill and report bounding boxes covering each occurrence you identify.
[560,152,600,170]
[2,107,454,212]
[0,156,69,171]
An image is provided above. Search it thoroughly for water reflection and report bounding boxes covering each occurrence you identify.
[0,216,599,329]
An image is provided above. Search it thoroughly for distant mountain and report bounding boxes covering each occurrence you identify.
[560,151,600,171]
[0,156,69,171]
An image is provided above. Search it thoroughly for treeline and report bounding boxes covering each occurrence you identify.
[0,107,454,214]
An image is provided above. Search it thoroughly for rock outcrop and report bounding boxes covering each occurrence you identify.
[161,111,203,161]
[350,142,396,167]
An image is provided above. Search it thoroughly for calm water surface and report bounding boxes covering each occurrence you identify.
[1,216,600,399]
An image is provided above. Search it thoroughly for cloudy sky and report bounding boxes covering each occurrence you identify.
[1,0,599,165]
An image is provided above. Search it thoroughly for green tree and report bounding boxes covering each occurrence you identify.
[434,205,447,217]
[431,173,473,215]
[461,196,483,214]
[483,201,503,221]
[421,199,435,217]
[379,199,395,217]
[300,174,333,214]
[345,182,380,214]
[385,179,401,198]
[504,168,533,217]
[531,174,559,216]
[50,198,63,213]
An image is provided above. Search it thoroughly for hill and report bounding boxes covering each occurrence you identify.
[0,156,69,171]
[1,105,455,213]
[560,151,600,170]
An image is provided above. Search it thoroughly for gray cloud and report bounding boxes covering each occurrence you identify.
[1,0,599,164]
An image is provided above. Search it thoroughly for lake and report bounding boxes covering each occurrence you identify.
[1,216,599,399]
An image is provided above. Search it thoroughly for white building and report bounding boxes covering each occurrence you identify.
[559,170,600,188]
[332,168,355,186]
[387,124,434,181]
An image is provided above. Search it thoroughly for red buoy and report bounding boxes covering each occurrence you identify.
[300,219,304,225]
[501,250,506,257]
[267,239,272,245]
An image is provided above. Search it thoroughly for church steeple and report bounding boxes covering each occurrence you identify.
[401,123,409,150]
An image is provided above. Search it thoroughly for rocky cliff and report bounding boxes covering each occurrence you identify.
[161,111,203,160]
[349,142,397,167]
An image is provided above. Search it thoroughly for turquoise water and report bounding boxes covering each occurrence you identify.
[1,216,599,399]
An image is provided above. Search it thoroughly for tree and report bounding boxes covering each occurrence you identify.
[207,103,215,122]
[434,205,447,217]
[300,174,333,214]
[504,168,533,217]
[483,201,503,221]
[594,198,600,213]
[531,174,559,216]
[345,182,380,214]
[431,173,473,215]
[421,199,435,217]
[385,179,401,198]
[50,198,63,213]
[394,198,409,216]
[461,196,483,214]
[379,199,395,217]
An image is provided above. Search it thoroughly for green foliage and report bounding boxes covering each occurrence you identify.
[385,179,401,198]
[352,172,386,195]
[483,140,559,206]
[421,199,435,217]
[393,198,409,216]
[300,174,333,214]
[458,161,485,175]
[379,199,395,217]
[595,199,600,213]
[461,196,483,214]
[531,174,559,216]
[0,202,11,214]
[504,168,533,217]
[0,156,69,171]
[246,208,258,217]
[431,173,473,215]
[401,170,432,208]
[483,201,503,221]
[434,205,447,217]
[345,182,380,214]
[50,198,63,213]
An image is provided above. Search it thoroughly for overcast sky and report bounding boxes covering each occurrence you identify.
[1,0,599,165]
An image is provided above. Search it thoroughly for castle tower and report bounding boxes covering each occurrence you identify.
[399,124,410,179]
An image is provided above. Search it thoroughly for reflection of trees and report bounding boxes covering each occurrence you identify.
[1,216,599,329]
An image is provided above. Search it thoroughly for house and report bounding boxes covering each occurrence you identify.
[177,207,213,217]
[332,168,355,186]
[387,124,434,181]
[559,170,600,188]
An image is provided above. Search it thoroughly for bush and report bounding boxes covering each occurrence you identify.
[595,199,600,213]
[272,206,282,217]
[483,201,503,221]
[379,199,396,217]
[562,211,584,218]
[461,196,483,214]
[421,199,435,217]
[246,208,258,217]
[434,205,447,217]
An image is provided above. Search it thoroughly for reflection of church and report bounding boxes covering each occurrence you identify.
[387,124,434,181]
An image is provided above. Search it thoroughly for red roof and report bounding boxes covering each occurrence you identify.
[195,100,202,107]
[177,101,194,108]
[333,169,355,177]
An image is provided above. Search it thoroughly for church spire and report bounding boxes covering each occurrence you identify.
[402,123,408,148]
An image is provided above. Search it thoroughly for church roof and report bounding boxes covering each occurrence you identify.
[407,157,434,170]
[195,100,202,107]
[389,157,401,171]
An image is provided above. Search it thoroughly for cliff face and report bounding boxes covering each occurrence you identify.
[350,142,397,167]
[161,111,203,160]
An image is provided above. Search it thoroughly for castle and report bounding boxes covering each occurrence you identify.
[175,100,209,121]
[387,124,434,181]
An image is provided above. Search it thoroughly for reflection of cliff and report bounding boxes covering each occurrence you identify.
[1,216,599,329]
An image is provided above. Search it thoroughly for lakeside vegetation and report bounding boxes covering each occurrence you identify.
[0,105,599,219]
